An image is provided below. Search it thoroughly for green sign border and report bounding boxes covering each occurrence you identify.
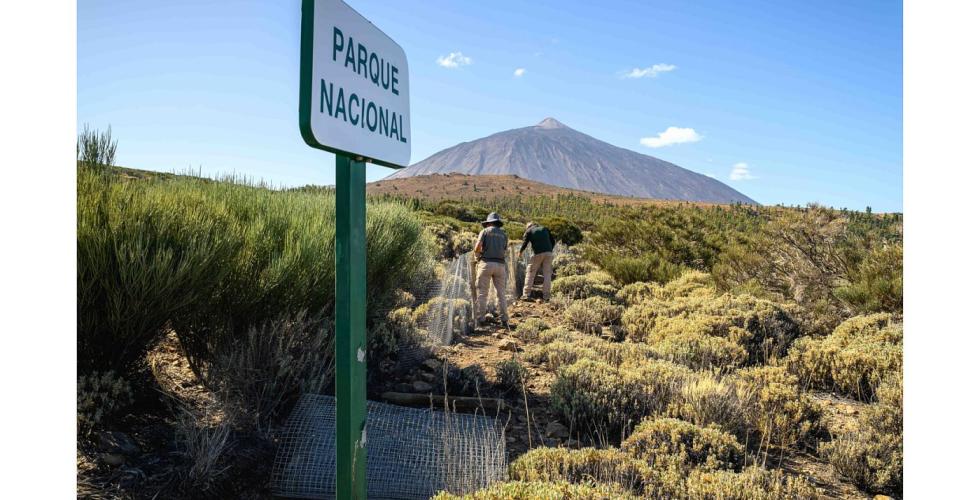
[299,0,409,169]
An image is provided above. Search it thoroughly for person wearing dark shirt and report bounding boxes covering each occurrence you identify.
[519,221,556,301]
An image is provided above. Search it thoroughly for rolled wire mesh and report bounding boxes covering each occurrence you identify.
[512,242,568,298]
[270,394,506,499]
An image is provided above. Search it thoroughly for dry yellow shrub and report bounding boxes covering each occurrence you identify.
[685,466,820,499]
[621,417,744,473]
[432,480,639,499]
[785,313,902,401]
[509,447,650,495]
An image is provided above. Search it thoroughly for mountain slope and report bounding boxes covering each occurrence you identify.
[388,118,754,204]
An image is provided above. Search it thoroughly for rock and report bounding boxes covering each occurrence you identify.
[499,340,519,352]
[394,382,413,393]
[545,421,569,439]
[419,372,437,383]
[100,453,125,466]
[412,381,434,393]
[97,431,140,456]
[422,359,443,372]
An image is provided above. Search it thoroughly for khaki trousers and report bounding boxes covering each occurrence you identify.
[523,251,555,300]
[475,261,508,322]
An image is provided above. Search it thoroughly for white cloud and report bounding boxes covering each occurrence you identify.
[620,63,676,79]
[640,127,703,148]
[513,68,526,77]
[729,162,756,181]
[436,51,472,68]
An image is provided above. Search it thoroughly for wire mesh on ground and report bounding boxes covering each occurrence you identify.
[270,394,506,499]
[272,242,560,498]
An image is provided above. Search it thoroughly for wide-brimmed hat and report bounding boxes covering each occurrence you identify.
[482,212,504,227]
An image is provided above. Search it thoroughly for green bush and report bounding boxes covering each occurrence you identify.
[551,271,619,300]
[593,253,684,285]
[509,447,649,495]
[536,216,584,246]
[621,417,744,473]
[77,166,241,374]
[819,373,902,496]
[550,358,690,438]
[685,466,820,499]
[77,167,436,379]
[785,313,902,401]
[563,297,624,336]
[834,244,903,314]
[432,480,639,499]
[433,200,484,222]
[494,357,528,392]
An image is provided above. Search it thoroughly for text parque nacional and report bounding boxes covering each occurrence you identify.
[318,26,407,143]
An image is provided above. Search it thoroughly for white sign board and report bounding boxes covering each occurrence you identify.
[300,0,411,168]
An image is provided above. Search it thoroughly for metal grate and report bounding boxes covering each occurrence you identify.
[270,394,507,499]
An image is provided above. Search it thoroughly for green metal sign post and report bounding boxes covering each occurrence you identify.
[299,1,411,497]
[335,153,367,499]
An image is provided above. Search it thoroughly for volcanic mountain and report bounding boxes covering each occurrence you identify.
[387,118,754,204]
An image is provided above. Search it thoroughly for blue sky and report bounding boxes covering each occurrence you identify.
[78,0,902,211]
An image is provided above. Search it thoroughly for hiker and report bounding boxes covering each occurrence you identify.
[519,221,556,301]
[473,212,510,328]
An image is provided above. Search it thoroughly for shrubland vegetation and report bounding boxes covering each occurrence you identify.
[78,128,902,498]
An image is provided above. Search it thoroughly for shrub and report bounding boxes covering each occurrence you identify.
[509,447,650,495]
[563,297,624,336]
[536,217,584,246]
[551,271,619,300]
[622,288,801,364]
[649,332,747,371]
[175,407,232,492]
[621,417,744,473]
[730,366,820,451]
[686,466,820,499]
[209,312,333,431]
[433,200,484,222]
[432,480,639,499]
[553,253,600,277]
[513,318,550,343]
[77,167,436,380]
[594,253,685,285]
[668,374,744,436]
[835,244,903,314]
[77,124,118,172]
[494,357,528,392]
[819,373,902,496]
[77,166,240,374]
[524,334,661,371]
[77,370,134,436]
[785,313,902,401]
[551,359,690,438]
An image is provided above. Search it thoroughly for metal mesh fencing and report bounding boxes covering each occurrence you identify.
[512,242,568,298]
[270,394,506,499]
